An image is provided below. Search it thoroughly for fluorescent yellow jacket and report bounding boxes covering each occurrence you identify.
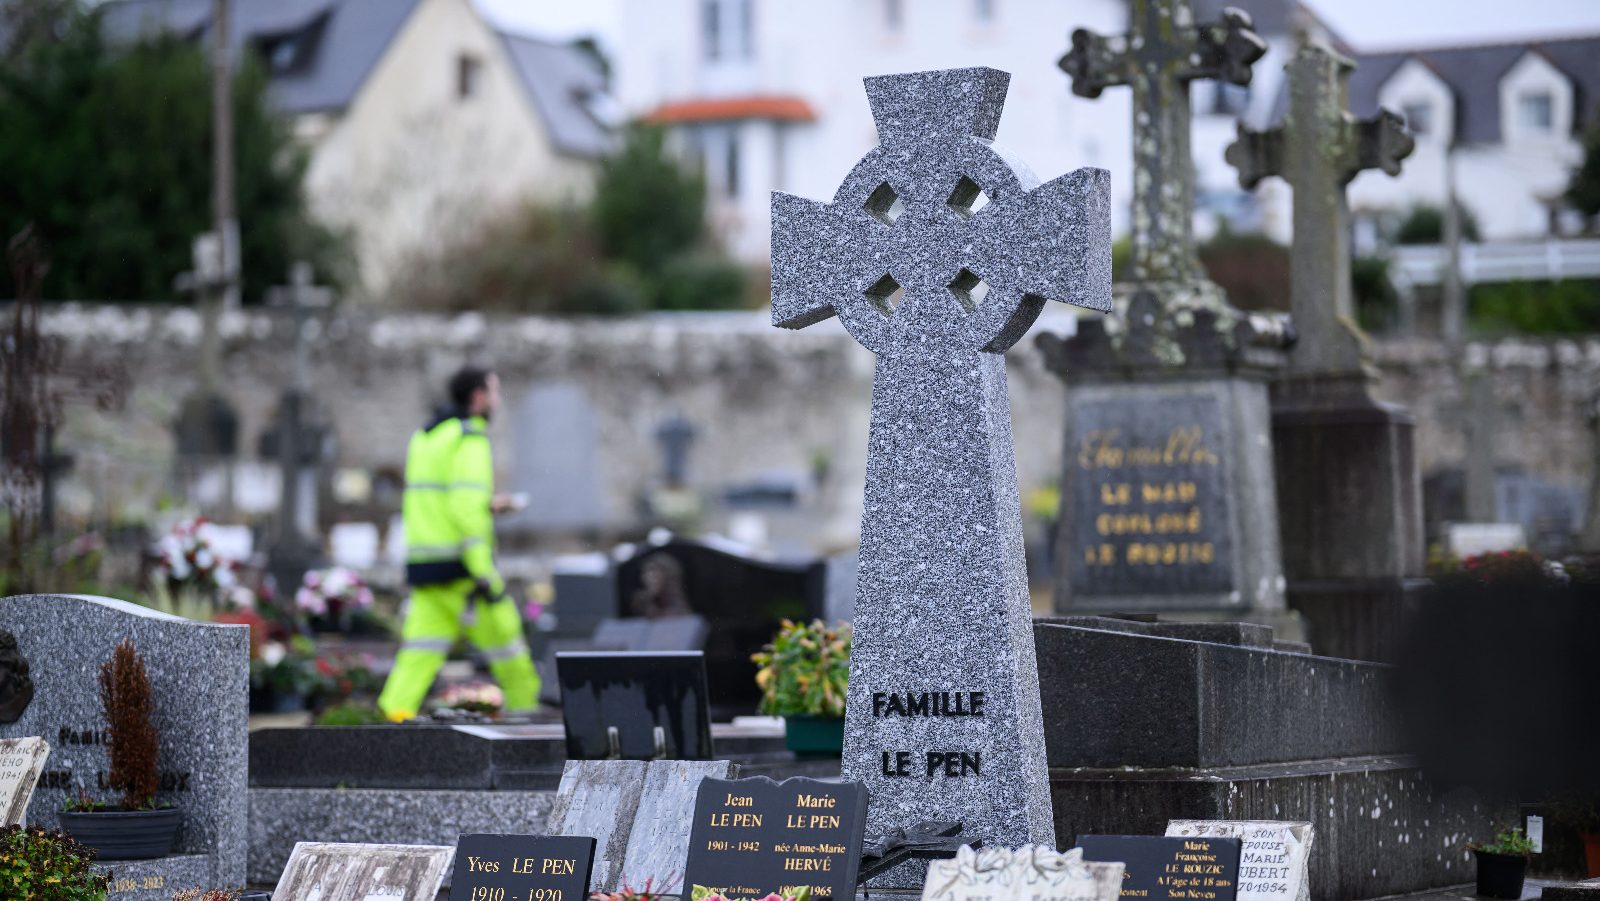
[403,413,501,593]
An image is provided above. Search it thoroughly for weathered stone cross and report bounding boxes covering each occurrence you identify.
[1060,0,1265,285]
[1225,42,1413,378]
[264,262,334,585]
[771,67,1110,885]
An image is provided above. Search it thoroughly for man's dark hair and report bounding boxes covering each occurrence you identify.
[448,366,493,411]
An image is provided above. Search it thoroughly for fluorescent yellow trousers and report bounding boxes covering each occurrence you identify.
[377,580,539,720]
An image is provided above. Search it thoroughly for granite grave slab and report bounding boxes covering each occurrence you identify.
[617,759,738,892]
[546,759,648,892]
[683,775,867,901]
[1165,821,1312,901]
[0,594,248,897]
[923,845,1124,901]
[771,65,1110,886]
[0,735,49,825]
[273,841,454,900]
[448,834,596,901]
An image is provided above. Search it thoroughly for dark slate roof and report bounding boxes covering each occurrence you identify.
[1346,35,1600,144]
[498,31,617,159]
[98,0,422,115]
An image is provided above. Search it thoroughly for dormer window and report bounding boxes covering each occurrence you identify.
[1401,101,1431,136]
[457,53,482,100]
[1518,90,1554,133]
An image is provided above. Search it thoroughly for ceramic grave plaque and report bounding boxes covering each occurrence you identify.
[273,841,454,901]
[1078,835,1241,901]
[684,776,868,901]
[924,845,1125,901]
[770,66,1110,886]
[0,736,48,826]
[449,834,597,901]
[1166,821,1312,901]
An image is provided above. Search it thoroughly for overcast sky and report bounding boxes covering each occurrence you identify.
[475,0,1600,55]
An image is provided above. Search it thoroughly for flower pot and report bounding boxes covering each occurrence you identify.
[60,807,182,860]
[1584,833,1600,879]
[1472,849,1529,899]
[784,715,845,757]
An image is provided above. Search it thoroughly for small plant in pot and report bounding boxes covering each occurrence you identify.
[59,639,183,860]
[1470,826,1536,899]
[752,619,850,757]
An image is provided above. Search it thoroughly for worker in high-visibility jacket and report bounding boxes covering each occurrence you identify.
[377,366,538,720]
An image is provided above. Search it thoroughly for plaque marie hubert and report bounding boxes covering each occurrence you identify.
[449,835,597,901]
[684,776,868,901]
[1077,835,1242,901]
[1067,394,1234,600]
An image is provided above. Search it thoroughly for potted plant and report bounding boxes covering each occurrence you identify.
[59,640,183,860]
[1470,826,1536,899]
[752,619,850,756]
[0,825,109,899]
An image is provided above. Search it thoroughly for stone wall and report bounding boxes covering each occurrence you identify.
[30,303,1600,548]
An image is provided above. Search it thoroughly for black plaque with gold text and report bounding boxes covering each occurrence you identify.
[684,776,868,901]
[1077,835,1241,901]
[448,834,596,901]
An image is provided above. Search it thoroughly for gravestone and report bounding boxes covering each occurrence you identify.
[771,66,1111,886]
[273,842,454,900]
[448,834,596,901]
[0,736,49,825]
[556,651,712,760]
[617,759,738,891]
[0,595,248,898]
[546,760,648,892]
[1224,41,1421,660]
[684,776,868,901]
[923,845,1124,901]
[506,382,607,533]
[1077,835,1242,901]
[1042,0,1292,621]
[1165,821,1312,901]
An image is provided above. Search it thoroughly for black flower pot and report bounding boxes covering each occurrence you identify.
[60,807,182,860]
[1472,849,1529,899]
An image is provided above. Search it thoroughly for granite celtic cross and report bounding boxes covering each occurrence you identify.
[1225,42,1413,378]
[771,67,1110,885]
[1060,0,1265,285]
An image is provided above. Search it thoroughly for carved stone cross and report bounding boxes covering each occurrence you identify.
[1060,0,1265,285]
[1225,42,1413,378]
[771,67,1110,886]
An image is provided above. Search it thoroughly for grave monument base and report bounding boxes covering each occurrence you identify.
[91,852,212,901]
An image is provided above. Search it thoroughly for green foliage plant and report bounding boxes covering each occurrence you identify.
[0,825,109,900]
[751,619,850,719]
[1471,826,1537,857]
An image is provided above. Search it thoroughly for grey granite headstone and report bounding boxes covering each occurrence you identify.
[770,67,1110,886]
[0,736,48,826]
[546,759,649,892]
[273,841,454,900]
[507,382,607,531]
[1166,821,1313,901]
[617,759,738,891]
[923,845,1124,901]
[0,595,248,897]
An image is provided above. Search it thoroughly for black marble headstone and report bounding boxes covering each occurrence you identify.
[556,651,712,760]
[684,776,868,901]
[448,834,597,901]
[1077,835,1242,901]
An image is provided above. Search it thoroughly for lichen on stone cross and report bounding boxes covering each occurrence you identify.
[1224,41,1414,378]
[1059,0,1265,286]
[769,67,1110,888]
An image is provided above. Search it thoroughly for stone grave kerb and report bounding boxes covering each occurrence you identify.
[771,66,1111,887]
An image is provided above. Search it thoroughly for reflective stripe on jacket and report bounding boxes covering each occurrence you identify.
[402,414,500,591]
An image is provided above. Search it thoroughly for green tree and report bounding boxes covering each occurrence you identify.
[1568,107,1600,224]
[1394,202,1481,245]
[0,7,346,301]
[592,124,707,275]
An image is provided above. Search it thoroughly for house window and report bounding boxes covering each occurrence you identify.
[456,53,482,100]
[703,0,721,61]
[884,0,902,31]
[725,130,741,198]
[738,0,754,59]
[1518,90,1554,133]
[1401,101,1431,136]
[975,0,995,22]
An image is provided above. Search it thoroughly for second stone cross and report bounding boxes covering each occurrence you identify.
[771,67,1112,886]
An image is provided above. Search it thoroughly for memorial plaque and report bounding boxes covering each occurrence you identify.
[1066,392,1234,599]
[1166,822,1311,901]
[1077,835,1241,901]
[273,841,454,901]
[449,835,597,901]
[685,776,867,901]
[924,845,1124,901]
[0,736,49,825]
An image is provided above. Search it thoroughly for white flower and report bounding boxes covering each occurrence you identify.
[260,641,287,666]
